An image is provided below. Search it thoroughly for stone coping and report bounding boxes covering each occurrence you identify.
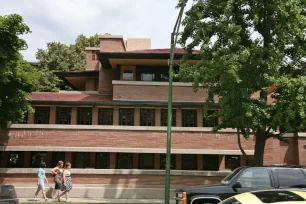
[85,47,100,51]
[0,168,230,177]
[112,80,194,87]
[58,91,99,94]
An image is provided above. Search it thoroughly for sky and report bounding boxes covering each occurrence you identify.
[0,0,193,62]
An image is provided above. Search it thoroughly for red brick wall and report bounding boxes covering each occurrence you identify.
[100,38,125,52]
[297,137,306,165]
[99,68,117,95]
[85,79,95,91]
[85,50,100,70]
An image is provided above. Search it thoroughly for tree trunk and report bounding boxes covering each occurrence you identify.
[253,130,267,166]
[237,129,248,164]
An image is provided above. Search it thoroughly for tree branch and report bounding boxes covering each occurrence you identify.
[237,128,248,159]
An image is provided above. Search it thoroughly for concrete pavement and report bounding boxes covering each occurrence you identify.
[19,198,176,203]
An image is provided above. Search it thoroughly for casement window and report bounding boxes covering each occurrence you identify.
[161,109,176,127]
[182,110,197,127]
[92,51,98,61]
[74,152,90,168]
[52,152,65,167]
[8,152,24,167]
[98,108,113,125]
[138,153,154,169]
[225,155,241,170]
[34,107,50,124]
[30,152,47,167]
[119,108,134,126]
[95,153,110,169]
[116,153,133,169]
[122,70,134,80]
[203,110,219,127]
[141,73,155,81]
[160,154,176,169]
[56,107,71,124]
[203,155,219,171]
[140,109,155,126]
[77,107,92,125]
[182,154,198,170]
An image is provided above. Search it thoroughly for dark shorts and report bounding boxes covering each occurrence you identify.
[54,178,62,190]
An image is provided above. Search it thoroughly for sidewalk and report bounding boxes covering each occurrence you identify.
[19,198,176,203]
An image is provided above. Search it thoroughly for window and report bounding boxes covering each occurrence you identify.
[123,70,133,80]
[203,155,219,171]
[141,73,155,81]
[182,154,197,170]
[140,109,155,126]
[92,51,97,61]
[74,152,90,168]
[77,107,92,125]
[225,155,241,170]
[34,107,50,124]
[203,110,219,127]
[96,153,110,169]
[139,154,154,169]
[56,107,71,124]
[161,109,176,127]
[182,110,197,127]
[116,153,133,169]
[160,154,176,169]
[8,152,24,167]
[275,169,306,188]
[30,152,47,167]
[98,108,113,125]
[119,108,134,126]
[237,168,271,188]
[52,152,65,167]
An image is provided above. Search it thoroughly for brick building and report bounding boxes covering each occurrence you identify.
[0,35,305,198]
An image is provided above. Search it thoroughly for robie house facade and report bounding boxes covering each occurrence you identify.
[0,35,306,199]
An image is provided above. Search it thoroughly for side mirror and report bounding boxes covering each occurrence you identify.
[232,182,242,192]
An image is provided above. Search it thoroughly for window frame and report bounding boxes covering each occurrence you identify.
[160,109,176,127]
[225,155,241,170]
[140,109,155,126]
[98,108,113,125]
[203,155,219,171]
[160,154,176,169]
[8,152,24,168]
[77,107,92,125]
[182,109,197,127]
[119,108,134,126]
[116,153,133,169]
[95,152,110,169]
[181,154,198,170]
[203,110,219,127]
[56,107,71,124]
[138,153,155,169]
[34,107,50,124]
[73,152,90,168]
[30,152,47,168]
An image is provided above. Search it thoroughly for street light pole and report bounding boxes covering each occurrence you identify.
[165,1,187,204]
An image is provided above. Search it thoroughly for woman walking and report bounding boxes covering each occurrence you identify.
[51,161,64,199]
[58,162,72,202]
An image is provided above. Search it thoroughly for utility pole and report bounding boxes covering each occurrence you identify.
[165,1,187,204]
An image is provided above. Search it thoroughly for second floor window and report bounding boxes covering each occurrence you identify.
[98,108,113,125]
[203,110,219,127]
[77,107,92,125]
[34,107,50,124]
[140,109,155,126]
[123,70,133,80]
[116,153,133,169]
[92,51,97,61]
[74,152,90,168]
[139,153,154,169]
[56,107,71,124]
[119,108,134,126]
[96,153,110,169]
[182,109,197,127]
[182,154,197,170]
[161,109,176,127]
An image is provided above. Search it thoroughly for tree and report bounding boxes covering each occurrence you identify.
[0,14,39,128]
[35,34,100,91]
[179,0,306,166]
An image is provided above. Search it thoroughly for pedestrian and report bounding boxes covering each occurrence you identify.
[58,162,72,202]
[51,161,64,199]
[33,162,49,201]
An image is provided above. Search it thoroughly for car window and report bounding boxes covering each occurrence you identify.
[275,169,306,188]
[236,168,271,188]
[221,167,244,184]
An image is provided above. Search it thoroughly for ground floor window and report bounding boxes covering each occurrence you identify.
[30,152,47,167]
[8,152,24,167]
[225,155,241,170]
[116,153,133,169]
[160,154,176,169]
[74,152,90,168]
[182,154,197,170]
[96,153,110,169]
[52,152,65,167]
[138,153,154,169]
[203,155,219,171]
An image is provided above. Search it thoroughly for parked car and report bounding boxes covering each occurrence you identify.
[0,185,18,204]
[175,166,306,204]
[219,190,306,204]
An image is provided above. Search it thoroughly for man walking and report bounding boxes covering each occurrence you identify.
[33,162,49,201]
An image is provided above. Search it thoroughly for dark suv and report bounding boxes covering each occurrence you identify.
[175,166,306,204]
[0,185,18,204]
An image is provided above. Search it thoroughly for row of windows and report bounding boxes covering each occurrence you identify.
[5,152,240,171]
[33,107,219,127]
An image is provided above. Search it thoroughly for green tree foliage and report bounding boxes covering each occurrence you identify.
[179,0,306,166]
[35,34,100,91]
[0,14,39,128]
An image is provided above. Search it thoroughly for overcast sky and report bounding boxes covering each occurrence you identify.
[0,0,193,62]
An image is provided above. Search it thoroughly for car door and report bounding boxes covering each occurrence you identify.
[229,167,273,196]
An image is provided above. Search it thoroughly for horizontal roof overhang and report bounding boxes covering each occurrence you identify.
[54,70,99,77]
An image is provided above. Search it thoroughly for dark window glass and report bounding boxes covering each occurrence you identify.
[252,191,305,203]
[56,107,71,124]
[182,154,197,170]
[34,107,50,124]
[160,154,176,169]
[74,152,90,168]
[98,108,113,125]
[182,110,197,127]
[77,108,92,125]
[275,169,306,188]
[203,110,219,127]
[116,153,133,169]
[30,152,47,167]
[52,152,65,167]
[140,109,155,126]
[161,109,176,127]
[139,154,154,169]
[225,155,241,170]
[119,109,134,126]
[8,152,24,167]
[123,70,133,80]
[237,168,271,188]
[96,153,110,169]
[203,155,219,171]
